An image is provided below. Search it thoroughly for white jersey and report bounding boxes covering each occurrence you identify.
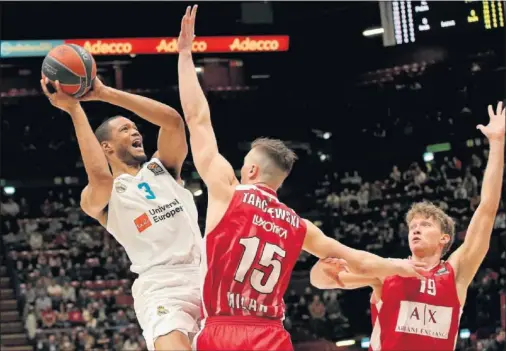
[106,158,202,275]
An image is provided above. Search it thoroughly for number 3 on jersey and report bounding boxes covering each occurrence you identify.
[234,237,286,294]
[138,182,156,200]
[420,278,436,296]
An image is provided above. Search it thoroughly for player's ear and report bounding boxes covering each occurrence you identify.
[248,164,259,179]
[440,233,450,246]
[101,141,114,154]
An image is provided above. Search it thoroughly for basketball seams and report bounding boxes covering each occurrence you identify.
[65,44,93,98]
[66,44,89,82]
[49,56,83,78]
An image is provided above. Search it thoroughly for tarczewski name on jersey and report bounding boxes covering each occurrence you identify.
[241,193,300,228]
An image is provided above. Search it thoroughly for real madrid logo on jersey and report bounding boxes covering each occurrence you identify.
[115,181,127,193]
[157,305,169,316]
[147,162,165,176]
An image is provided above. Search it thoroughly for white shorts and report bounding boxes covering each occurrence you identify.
[132,265,201,351]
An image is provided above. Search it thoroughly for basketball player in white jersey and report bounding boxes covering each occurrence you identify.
[41,77,201,351]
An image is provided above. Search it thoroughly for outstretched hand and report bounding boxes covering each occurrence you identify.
[40,76,80,114]
[477,101,505,142]
[178,5,198,54]
[319,257,349,287]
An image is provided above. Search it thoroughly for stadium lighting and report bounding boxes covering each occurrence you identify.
[336,339,356,347]
[460,328,471,339]
[361,338,370,348]
[363,27,384,37]
[423,152,434,162]
[194,189,203,197]
[323,132,331,139]
[4,186,15,195]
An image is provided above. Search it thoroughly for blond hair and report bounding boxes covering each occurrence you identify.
[405,201,456,256]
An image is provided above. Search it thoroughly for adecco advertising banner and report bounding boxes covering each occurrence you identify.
[0,36,289,58]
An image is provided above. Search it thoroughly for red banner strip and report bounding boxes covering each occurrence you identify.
[64,36,289,56]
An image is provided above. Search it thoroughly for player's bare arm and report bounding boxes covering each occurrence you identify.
[177,5,238,206]
[310,258,382,289]
[303,219,429,279]
[81,76,188,177]
[41,78,112,225]
[448,101,505,303]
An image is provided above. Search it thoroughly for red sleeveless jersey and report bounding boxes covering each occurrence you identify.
[201,184,307,320]
[370,262,462,351]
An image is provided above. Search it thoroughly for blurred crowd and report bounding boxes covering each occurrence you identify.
[2,190,145,350]
[2,135,504,350]
[1,44,505,351]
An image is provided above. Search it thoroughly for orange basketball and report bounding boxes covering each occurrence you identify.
[41,44,97,98]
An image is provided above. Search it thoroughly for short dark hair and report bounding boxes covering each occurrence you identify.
[95,116,122,143]
[251,137,298,174]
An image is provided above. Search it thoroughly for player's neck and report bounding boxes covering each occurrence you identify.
[111,162,141,178]
[253,182,277,192]
[410,253,442,270]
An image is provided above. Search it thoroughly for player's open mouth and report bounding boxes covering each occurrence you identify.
[132,139,143,149]
[412,237,421,243]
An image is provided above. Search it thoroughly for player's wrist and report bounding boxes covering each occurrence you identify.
[97,86,114,102]
[179,50,193,57]
[66,102,82,115]
[488,138,505,147]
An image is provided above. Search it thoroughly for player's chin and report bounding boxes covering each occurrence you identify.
[130,146,145,155]
[130,148,147,161]
[409,240,424,252]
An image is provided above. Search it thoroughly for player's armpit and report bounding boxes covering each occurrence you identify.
[156,121,188,178]
[80,179,113,224]
[310,260,380,290]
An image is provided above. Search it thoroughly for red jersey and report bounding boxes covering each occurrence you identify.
[201,184,307,320]
[370,262,462,351]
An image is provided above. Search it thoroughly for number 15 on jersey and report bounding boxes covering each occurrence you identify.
[234,236,286,294]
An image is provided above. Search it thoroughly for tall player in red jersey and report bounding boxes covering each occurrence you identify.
[176,6,431,351]
[311,102,505,351]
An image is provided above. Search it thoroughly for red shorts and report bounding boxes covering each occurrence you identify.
[195,316,293,351]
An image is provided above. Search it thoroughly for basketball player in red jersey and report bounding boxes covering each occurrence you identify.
[177,6,431,351]
[311,102,505,350]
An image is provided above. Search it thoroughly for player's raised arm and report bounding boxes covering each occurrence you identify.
[302,219,429,279]
[80,77,187,177]
[448,101,505,289]
[41,78,112,224]
[177,5,237,199]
